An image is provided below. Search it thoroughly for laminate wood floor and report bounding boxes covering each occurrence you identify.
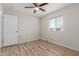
[0,40,79,56]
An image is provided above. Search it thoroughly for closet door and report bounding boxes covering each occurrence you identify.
[0,15,2,48]
[3,15,18,47]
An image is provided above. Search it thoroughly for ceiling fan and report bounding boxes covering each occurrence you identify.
[24,3,48,13]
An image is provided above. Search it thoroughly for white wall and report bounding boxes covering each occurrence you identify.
[18,15,40,43]
[41,4,79,51]
[3,7,40,44]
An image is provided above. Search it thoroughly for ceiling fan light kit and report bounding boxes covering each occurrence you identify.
[34,7,39,11]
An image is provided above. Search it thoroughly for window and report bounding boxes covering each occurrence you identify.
[48,15,64,31]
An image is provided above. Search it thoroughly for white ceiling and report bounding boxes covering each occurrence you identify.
[2,3,71,17]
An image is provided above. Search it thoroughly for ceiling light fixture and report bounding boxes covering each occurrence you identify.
[34,7,39,10]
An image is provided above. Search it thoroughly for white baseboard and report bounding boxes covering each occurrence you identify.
[18,38,39,44]
[41,37,79,52]
[40,37,48,41]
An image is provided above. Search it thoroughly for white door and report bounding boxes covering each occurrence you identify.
[0,14,2,48]
[3,15,18,47]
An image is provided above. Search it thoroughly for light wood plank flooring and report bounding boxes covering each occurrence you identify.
[0,40,79,56]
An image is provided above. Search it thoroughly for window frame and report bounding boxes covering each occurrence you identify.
[48,15,64,31]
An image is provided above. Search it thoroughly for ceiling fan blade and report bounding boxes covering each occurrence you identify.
[33,3,38,7]
[39,3,48,7]
[24,6,34,8]
[39,8,45,12]
[33,10,36,13]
